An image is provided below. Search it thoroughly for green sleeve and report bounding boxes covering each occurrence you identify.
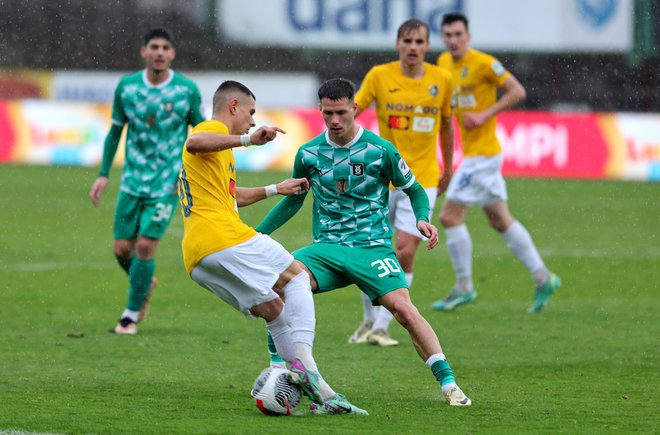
[99,123,123,177]
[403,181,430,223]
[255,193,306,235]
[188,84,205,127]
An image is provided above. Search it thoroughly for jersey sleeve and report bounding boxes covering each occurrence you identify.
[355,68,377,110]
[99,81,127,176]
[439,69,454,118]
[382,142,416,190]
[110,80,127,126]
[403,181,430,223]
[188,83,205,127]
[291,147,310,179]
[484,54,511,88]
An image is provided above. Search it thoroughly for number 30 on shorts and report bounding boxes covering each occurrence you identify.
[370,258,402,278]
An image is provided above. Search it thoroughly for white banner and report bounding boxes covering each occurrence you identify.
[217,0,633,52]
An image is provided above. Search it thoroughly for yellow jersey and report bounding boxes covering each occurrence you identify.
[437,48,511,157]
[178,120,256,274]
[355,61,453,188]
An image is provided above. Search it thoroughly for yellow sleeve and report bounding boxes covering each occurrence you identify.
[355,68,377,110]
[439,68,453,118]
[483,54,511,88]
[190,120,228,135]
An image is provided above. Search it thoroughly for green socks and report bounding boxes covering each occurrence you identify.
[267,331,285,366]
[431,359,456,387]
[127,258,155,311]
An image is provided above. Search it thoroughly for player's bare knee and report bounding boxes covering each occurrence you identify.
[113,241,133,260]
[439,212,459,228]
[487,214,512,232]
[135,237,158,259]
[391,301,419,330]
[396,250,415,271]
[251,297,284,322]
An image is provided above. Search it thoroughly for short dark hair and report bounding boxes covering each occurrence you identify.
[397,18,429,40]
[212,80,256,113]
[318,78,355,102]
[441,12,469,31]
[142,28,175,46]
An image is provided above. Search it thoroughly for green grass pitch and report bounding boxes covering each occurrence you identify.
[1,165,658,434]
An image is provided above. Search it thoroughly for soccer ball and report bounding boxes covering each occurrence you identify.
[251,367,302,416]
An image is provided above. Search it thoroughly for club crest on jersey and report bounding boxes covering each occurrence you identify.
[491,61,506,77]
[461,67,469,78]
[336,178,348,194]
[163,102,174,113]
[428,85,438,96]
[351,163,364,176]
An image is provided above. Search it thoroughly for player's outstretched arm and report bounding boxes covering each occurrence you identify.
[254,193,306,236]
[186,126,286,153]
[275,177,309,196]
[236,178,309,207]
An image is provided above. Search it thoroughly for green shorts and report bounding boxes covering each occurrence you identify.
[293,243,408,304]
[113,191,179,240]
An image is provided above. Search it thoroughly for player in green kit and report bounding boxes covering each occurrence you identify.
[257,78,471,408]
[89,28,205,335]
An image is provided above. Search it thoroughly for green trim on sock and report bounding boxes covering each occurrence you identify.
[431,359,456,387]
[267,331,285,363]
[127,258,155,311]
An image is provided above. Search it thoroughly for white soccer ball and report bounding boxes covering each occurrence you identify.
[251,367,302,416]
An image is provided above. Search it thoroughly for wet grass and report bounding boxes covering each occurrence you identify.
[1,165,658,434]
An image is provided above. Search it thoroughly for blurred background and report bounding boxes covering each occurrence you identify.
[0,0,658,179]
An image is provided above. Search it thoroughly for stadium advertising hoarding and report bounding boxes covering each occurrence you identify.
[0,100,657,181]
[217,0,633,52]
[0,70,319,107]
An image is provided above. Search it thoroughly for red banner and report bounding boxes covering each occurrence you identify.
[498,112,610,179]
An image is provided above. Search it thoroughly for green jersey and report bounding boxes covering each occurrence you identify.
[107,69,204,198]
[292,127,419,247]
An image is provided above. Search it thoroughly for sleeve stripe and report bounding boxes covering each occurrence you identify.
[396,175,416,191]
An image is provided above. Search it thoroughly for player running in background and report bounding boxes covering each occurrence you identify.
[258,78,471,407]
[179,80,367,415]
[89,28,205,334]
[432,13,561,313]
[351,18,454,346]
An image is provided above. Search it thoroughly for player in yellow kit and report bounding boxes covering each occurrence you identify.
[433,13,561,313]
[350,18,454,346]
[179,80,367,414]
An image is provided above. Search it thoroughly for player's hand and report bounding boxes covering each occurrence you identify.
[276,178,309,196]
[462,112,487,129]
[436,169,453,197]
[89,176,108,207]
[417,220,439,250]
[250,126,286,145]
